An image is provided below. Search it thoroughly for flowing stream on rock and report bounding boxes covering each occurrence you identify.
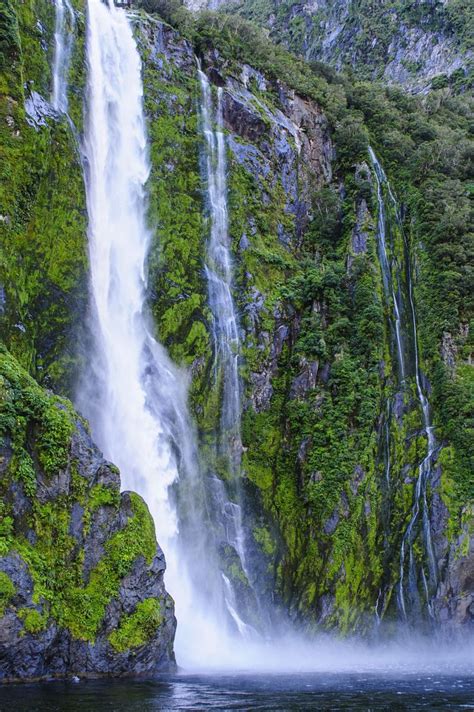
[369,148,438,622]
[51,0,75,113]
[198,66,262,636]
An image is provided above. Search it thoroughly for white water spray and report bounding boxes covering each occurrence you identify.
[369,148,438,620]
[51,0,75,113]
[80,0,270,669]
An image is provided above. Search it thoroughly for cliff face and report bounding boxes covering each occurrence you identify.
[134,13,472,633]
[0,0,472,672]
[196,0,473,93]
[0,349,176,681]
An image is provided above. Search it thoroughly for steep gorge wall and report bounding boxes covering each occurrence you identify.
[133,14,473,632]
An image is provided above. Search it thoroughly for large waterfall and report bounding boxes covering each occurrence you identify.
[79,0,220,666]
[79,0,263,668]
[369,148,439,622]
[51,0,75,113]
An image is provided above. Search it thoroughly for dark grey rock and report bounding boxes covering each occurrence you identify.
[290,359,319,399]
[323,509,339,535]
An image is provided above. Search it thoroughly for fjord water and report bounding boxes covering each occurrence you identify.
[2,673,474,711]
[369,149,439,621]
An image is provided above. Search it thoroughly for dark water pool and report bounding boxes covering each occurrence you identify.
[0,672,473,711]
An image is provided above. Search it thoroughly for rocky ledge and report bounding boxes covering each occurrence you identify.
[0,347,176,682]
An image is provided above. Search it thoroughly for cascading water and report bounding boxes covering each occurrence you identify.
[369,147,406,384]
[369,148,439,622]
[198,67,261,633]
[51,0,75,113]
[79,0,240,667]
[199,70,242,477]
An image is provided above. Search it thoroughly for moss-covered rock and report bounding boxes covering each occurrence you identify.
[0,348,176,681]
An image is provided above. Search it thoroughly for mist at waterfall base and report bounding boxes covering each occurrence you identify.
[68,0,473,678]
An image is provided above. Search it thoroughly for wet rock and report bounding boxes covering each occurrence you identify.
[350,465,365,497]
[441,331,457,372]
[323,509,339,535]
[433,524,474,629]
[222,91,268,142]
[24,92,57,130]
[351,198,371,254]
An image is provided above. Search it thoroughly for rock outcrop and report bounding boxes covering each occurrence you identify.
[0,349,176,682]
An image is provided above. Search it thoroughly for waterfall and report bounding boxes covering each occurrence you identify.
[79,0,267,668]
[198,67,266,635]
[369,147,406,384]
[79,0,226,667]
[51,0,75,113]
[369,148,438,621]
[199,70,242,477]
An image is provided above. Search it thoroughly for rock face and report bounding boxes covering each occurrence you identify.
[209,0,473,92]
[131,13,473,635]
[0,349,176,682]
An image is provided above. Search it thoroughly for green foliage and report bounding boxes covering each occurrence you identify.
[18,608,48,634]
[44,492,156,641]
[231,0,473,90]
[0,571,15,615]
[334,116,369,170]
[0,0,21,96]
[137,1,346,117]
[108,598,163,652]
[0,0,87,394]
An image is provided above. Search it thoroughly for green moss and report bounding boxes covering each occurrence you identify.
[18,607,48,634]
[88,484,121,512]
[0,0,87,394]
[108,598,163,652]
[0,571,15,615]
[253,526,275,557]
[34,492,157,642]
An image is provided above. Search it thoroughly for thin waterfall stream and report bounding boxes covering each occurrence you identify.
[369,148,439,622]
[198,66,261,636]
[51,0,75,113]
